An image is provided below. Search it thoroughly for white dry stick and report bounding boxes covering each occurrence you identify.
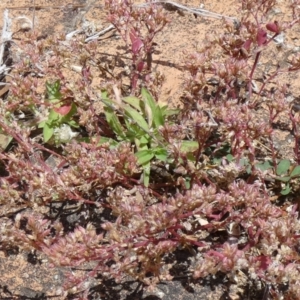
[66,29,84,41]
[0,9,12,75]
[84,24,115,42]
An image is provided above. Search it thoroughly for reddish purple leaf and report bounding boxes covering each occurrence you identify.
[130,29,143,54]
[257,28,267,46]
[54,105,72,115]
[266,21,279,33]
[243,39,252,51]
[137,61,144,72]
[129,28,137,43]
[131,73,139,91]
[254,255,272,271]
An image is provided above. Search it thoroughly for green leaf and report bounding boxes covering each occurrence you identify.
[290,165,300,177]
[47,109,61,124]
[123,104,149,132]
[101,90,109,100]
[281,184,292,195]
[256,160,272,172]
[139,135,150,145]
[239,157,251,174]
[135,149,154,165]
[187,153,196,162]
[125,121,141,140]
[180,141,199,153]
[141,87,156,112]
[142,162,150,187]
[101,94,126,138]
[134,135,150,150]
[104,106,125,138]
[141,87,164,127]
[276,159,291,175]
[67,119,80,128]
[134,138,145,150]
[98,136,119,148]
[246,165,251,174]
[226,154,234,162]
[275,176,291,183]
[46,80,62,102]
[212,157,222,165]
[162,107,180,117]
[38,120,46,128]
[238,157,250,167]
[153,106,164,128]
[101,94,115,110]
[154,148,168,162]
[184,177,191,189]
[123,96,142,111]
[43,123,54,143]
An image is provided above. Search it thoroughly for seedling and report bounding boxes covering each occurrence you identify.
[38,80,79,143]
[255,159,300,195]
[101,87,180,186]
[274,159,300,195]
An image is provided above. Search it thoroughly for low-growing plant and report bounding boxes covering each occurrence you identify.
[256,158,300,195]
[101,86,200,186]
[105,0,170,95]
[38,80,79,144]
[2,0,300,299]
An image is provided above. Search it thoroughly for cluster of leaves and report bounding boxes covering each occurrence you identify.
[39,80,79,144]
[101,87,200,186]
[105,0,170,95]
[2,0,300,299]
